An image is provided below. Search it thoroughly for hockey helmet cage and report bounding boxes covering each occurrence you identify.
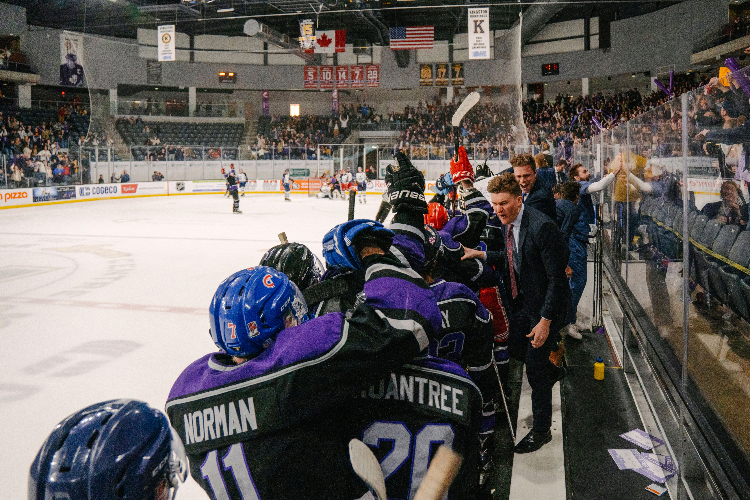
[259,243,324,291]
[29,399,188,500]
[210,267,308,358]
[424,202,449,230]
[423,225,444,267]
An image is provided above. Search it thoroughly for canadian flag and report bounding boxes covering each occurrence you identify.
[314,30,345,53]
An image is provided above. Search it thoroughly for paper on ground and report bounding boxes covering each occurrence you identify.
[608,449,643,470]
[620,429,665,450]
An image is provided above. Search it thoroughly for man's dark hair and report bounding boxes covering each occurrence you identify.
[568,163,584,180]
[560,181,581,203]
[557,159,568,167]
[487,172,522,197]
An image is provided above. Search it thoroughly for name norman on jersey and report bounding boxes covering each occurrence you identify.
[361,370,467,418]
[181,397,258,445]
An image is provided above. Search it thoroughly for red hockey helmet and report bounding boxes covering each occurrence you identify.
[424,202,448,230]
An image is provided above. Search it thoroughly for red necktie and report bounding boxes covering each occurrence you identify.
[507,224,518,299]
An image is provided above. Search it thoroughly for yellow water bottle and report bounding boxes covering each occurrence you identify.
[594,357,605,380]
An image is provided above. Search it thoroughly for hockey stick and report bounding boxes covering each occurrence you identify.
[451,91,481,128]
[278,232,288,244]
[492,358,516,443]
[449,91,481,216]
[348,189,357,220]
[349,439,387,500]
[413,445,462,500]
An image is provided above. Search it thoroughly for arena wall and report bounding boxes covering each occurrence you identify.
[18,0,725,92]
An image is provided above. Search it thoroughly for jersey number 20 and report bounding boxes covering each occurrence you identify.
[363,421,455,500]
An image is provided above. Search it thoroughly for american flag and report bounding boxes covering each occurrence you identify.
[389,26,434,50]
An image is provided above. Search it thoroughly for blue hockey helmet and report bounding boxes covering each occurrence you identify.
[29,399,188,500]
[210,266,308,358]
[322,219,394,270]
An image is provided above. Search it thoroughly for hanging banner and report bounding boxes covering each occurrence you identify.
[299,19,315,53]
[261,90,270,116]
[320,65,334,89]
[468,8,490,59]
[303,66,318,89]
[332,88,339,116]
[157,25,176,62]
[59,32,85,87]
[146,60,162,85]
[451,63,464,86]
[350,65,364,89]
[336,66,349,89]
[435,63,449,86]
[419,64,433,86]
[366,64,380,88]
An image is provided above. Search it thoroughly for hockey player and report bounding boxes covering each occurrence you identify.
[259,242,325,292]
[355,355,483,500]
[355,166,367,204]
[420,225,498,488]
[329,174,342,200]
[238,169,248,196]
[226,169,241,213]
[282,168,293,201]
[29,399,188,500]
[165,228,442,500]
[340,168,353,200]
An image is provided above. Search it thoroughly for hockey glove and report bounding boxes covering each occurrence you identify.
[322,219,395,271]
[385,152,427,214]
[475,161,492,181]
[431,172,454,195]
[450,146,475,183]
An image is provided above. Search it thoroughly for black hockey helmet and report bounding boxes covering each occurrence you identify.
[423,225,443,268]
[259,242,324,291]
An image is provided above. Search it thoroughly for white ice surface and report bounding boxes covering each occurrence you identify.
[0,193,381,500]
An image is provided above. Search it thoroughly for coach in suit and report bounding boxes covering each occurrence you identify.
[512,153,556,221]
[463,172,570,453]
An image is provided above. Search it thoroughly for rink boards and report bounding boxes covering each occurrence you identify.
[0,179,400,210]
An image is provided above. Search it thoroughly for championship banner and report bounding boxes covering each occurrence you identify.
[303,66,318,89]
[261,90,270,116]
[420,64,433,86]
[350,65,364,89]
[332,88,339,116]
[451,63,464,86]
[435,63,449,86]
[468,8,490,59]
[336,66,349,89]
[60,32,85,87]
[320,65,334,89]
[365,64,379,88]
[157,25,176,62]
[299,19,315,53]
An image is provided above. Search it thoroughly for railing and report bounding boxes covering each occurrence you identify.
[116,100,243,118]
[1,139,557,189]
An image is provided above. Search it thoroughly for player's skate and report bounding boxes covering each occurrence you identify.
[233,208,242,214]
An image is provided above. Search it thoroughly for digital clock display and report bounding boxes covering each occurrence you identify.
[542,63,559,76]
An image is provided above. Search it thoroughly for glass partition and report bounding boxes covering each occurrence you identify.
[578,75,750,498]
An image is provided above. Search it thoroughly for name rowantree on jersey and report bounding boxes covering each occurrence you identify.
[356,357,482,500]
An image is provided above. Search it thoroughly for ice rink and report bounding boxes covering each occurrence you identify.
[0,192,380,500]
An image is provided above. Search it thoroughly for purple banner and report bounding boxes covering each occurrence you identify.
[332,88,338,117]
[262,89,270,117]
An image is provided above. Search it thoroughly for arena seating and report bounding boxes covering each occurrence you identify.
[115,119,245,147]
[640,195,750,323]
